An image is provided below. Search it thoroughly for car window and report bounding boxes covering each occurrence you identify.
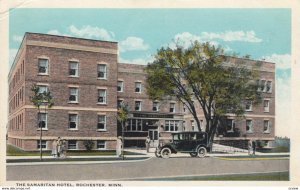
[173,134,179,140]
[190,134,197,140]
[196,133,205,140]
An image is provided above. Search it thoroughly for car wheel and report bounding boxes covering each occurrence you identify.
[190,152,197,157]
[197,147,207,158]
[161,147,171,159]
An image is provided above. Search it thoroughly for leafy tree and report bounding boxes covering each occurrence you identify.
[117,102,130,160]
[83,140,95,151]
[145,41,262,146]
[30,84,54,160]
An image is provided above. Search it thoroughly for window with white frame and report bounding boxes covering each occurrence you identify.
[68,140,77,150]
[97,89,106,104]
[165,120,179,132]
[261,80,267,92]
[191,120,195,131]
[266,81,272,93]
[69,88,78,102]
[117,99,123,108]
[264,100,270,112]
[97,64,107,79]
[117,81,123,92]
[69,114,78,129]
[170,103,175,113]
[245,100,252,111]
[246,120,253,133]
[38,113,47,129]
[69,61,79,77]
[38,58,49,74]
[38,85,48,95]
[135,82,142,93]
[263,120,270,133]
[126,119,144,131]
[97,140,106,149]
[226,119,235,132]
[135,101,142,111]
[37,140,47,149]
[97,115,106,131]
[152,102,159,111]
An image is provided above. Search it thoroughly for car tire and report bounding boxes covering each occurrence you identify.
[197,147,207,158]
[190,152,197,157]
[161,147,171,159]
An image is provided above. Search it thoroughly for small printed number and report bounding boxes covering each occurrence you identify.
[288,187,298,190]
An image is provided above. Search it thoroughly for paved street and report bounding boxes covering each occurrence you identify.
[6,156,289,181]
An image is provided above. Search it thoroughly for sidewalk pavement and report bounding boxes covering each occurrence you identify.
[6,147,290,165]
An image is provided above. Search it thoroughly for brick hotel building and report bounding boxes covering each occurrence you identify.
[7,33,275,151]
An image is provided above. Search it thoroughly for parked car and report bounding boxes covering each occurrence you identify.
[155,131,210,159]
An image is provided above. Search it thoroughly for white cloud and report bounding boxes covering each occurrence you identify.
[120,37,149,52]
[261,54,291,70]
[47,30,62,35]
[9,49,18,66]
[13,35,23,43]
[68,25,114,41]
[200,30,262,43]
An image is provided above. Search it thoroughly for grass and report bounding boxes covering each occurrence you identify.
[136,172,289,181]
[6,144,144,156]
[257,146,290,153]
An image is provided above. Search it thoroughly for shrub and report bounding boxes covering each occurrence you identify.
[83,140,95,151]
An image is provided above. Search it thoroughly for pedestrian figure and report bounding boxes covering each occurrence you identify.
[248,140,252,155]
[116,136,122,157]
[57,137,62,158]
[145,136,151,153]
[51,139,57,158]
[252,140,256,155]
[61,140,67,158]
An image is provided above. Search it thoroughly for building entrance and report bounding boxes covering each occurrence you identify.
[148,129,159,147]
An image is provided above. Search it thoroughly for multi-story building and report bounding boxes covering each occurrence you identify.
[7,33,275,151]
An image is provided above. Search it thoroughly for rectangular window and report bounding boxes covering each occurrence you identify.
[97,64,107,79]
[246,120,253,133]
[97,140,106,149]
[97,89,107,104]
[117,81,123,92]
[266,81,272,93]
[117,99,123,108]
[68,140,77,150]
[97,115,106,131]
[264,120,270,133]
[37,140,47,149]
[135,101,142,111]
[135,82,142,93]
[69,114,78,129]
[245,100,252,111]
[165,120,180,132]
[38,113,47,129]
[69,88,78,102]
[69,61,79,77]
[38,85,48,95]
[152,102,159,111]
[261,80,266,92]
[226,119,234,132]
[170,103,175,113]
[264,100,270,112]
[38,59,49,74]
[191,120,195,131]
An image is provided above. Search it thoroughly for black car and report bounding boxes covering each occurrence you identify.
[155,132,210,159]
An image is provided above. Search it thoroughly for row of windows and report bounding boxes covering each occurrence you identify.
[117,81,143,93]
[245,99,270,112]
[9,60,25,94]
[225,119,271,133]
[9,86,24,113]
[37,140,106,150]
[257,79,272,93]
[9,113,24,131]
[38,58,108,79]
[38,113,107,131]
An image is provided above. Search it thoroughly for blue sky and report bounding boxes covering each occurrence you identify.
[9,8,291,137]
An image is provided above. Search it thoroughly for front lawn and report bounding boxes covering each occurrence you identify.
[6,144,144,156]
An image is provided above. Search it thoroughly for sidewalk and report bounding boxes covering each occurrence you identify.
[6,147,289,166]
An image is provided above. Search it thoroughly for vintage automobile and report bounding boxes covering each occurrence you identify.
[155,131,210,159]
